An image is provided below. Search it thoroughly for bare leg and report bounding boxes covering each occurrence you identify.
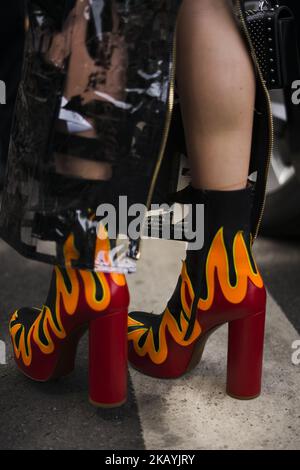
[55,154,113,180]
[176,0,255,191]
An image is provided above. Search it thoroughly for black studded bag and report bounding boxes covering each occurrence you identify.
[245,0,300,89]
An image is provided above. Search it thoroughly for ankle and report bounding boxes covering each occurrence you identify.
[191,180,248,192]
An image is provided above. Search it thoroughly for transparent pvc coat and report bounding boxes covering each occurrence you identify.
[0,0,182,272]
[0,0,271,272]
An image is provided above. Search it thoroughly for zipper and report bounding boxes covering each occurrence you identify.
[236,0,274,240]
[147,0,273,241]
[145,19,178,211]
[130,1,272,259]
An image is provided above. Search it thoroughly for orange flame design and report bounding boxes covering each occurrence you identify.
[128,261,202,365]
[10,231,123,367]
[129,227,264,365]
[198,228,263,310]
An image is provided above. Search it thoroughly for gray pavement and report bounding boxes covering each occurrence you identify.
[0,237,300,449]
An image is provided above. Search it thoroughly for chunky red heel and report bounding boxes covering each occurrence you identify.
[89,309,128,408]
[226,309,266,400]
[9,233,130,407]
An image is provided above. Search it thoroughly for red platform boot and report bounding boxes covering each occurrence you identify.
[9,232,130,408]
[128,187,267,399]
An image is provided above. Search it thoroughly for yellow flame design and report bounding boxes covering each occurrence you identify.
[128,260,202,365]
[198,228,263,310]
[129,227,264,365]
[10,231,121,367]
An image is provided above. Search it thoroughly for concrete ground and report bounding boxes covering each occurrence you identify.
[0,236,300,450]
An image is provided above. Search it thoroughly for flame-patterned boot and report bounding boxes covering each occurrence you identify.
[9,232,130,408]
[128,187,267,399]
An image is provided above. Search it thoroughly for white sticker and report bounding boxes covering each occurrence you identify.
[58,96,93,133]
